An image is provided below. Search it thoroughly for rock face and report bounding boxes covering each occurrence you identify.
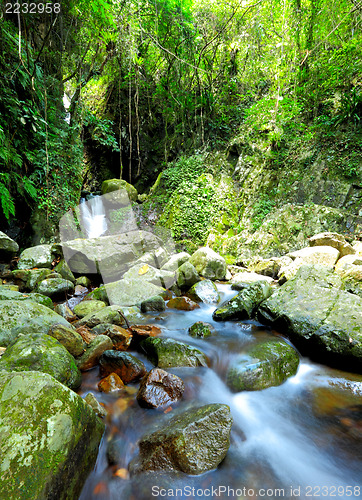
[130,404,232,475]
[0,300,72,347]
[17,244,55,269]
[137,368,185,409]
[0,371,104,500]
[227,340,299,391]
[0,231,18,260]
[189,247,227,280]
[99,351,146,383]
[140,337,208,368]
[0,333,82,390]
[101,178,138,201]
[188,279,220,303]
[61,231,165,278]
[213,282,273,321]
[308,232,355,257]
[257,265,362,372]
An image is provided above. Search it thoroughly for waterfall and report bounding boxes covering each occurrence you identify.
[79,195,108,239]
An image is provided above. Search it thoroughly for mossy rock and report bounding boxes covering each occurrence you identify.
[17,244,54,270]
[0,332,82,390]
[140,337,208,368]
[54,259,76,283]
[0,300,73,347]
[188,279,220,304]
[0,288,53,309]
[73,300,107,318]
[0,371,104,500]
[227,340,300,391]
[258,264,362,372]
[101,179,138,202]
[130,404,232,475]
[213,281,273,321]
[35,278,74,299]
[48,324,86,357]
[189,247,226,280]
[176,261,200,289]
[188,321,215,338]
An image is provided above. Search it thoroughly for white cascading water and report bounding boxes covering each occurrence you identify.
[79,196,108,239]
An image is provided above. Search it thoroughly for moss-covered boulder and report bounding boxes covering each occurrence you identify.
[75,305,125,328]
[103,278,165,307]
[0,287,53,309]
[0,231,18,260]
[161,252,191,272]
[140,337,208,368]
[48,324,86,357]
[25,268,52,291]
[0,333,82,390]
[36,278,74,299]
[189,247,227,280]
[54,259,76,283]
[226,340,299,391]
[176,261,201,289]
[17,244,54,269]
[0,370,104,500]
[0,300,73,347]
[73,300,107,318]
[213,281,273,321]
[101,178,138,201]
[257,265,362,372]
[140,295,165,312]
[188,279,220,303]
[130,404,232,475]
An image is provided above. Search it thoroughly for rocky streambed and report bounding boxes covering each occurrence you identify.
[0,230,361,499]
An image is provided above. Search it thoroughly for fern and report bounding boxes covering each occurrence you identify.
[0,182,15,220]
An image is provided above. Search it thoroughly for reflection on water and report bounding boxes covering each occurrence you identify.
[79,285,362,500]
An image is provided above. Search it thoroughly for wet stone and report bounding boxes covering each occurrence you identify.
[140,295,165,312]
[84,392,108,418]
[92,323,132,351]
[98,372,125,392]
[188,321,215,338]
[140,337,208,368]
[76,335,113,371]
[99,351,147,383]
[167,297,200,311]
[137,368,185,409]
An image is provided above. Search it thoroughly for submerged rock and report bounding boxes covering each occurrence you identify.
[227,340,299,391]
[0,371,104,499]
[188,279,220,303]
[140,337,208,368]
[258,265,362,372]
[0,300,72,347]
[167,296,200,311]
[189,247,227,280]
[137,368,184,409]
[99,351,147,383]
[213,281,273,321]
[188,321,215,338]
[0,332,82,390]
[130,404,232,475]
[98,372,125,392]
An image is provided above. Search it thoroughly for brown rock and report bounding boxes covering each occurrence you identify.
[76,325,97,344]
[129,324,162,348]
[92,324,132,351]
[98,373,125,393]
[76,335,114,371]
[166,297,200,311]
[137,368,184,409]
[99,351,146,383]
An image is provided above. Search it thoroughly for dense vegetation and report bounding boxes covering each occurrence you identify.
[0,0,361,243]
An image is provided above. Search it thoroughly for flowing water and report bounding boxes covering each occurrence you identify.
[79,285,362,500]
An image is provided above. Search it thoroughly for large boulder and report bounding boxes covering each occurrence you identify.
[189,247,226,280]
[176,261,201,289]
[73,300,107,318]
[17,244,55,269]
[0,371,104,499]
[102,279,165,307]
[226,340,299,391]
[130,404,232,475]
[278,246,340,282]
[61,231,168,278]
[122,263,175,288]
[161,252,191,272]
[308,232,355,257]
[0,300,73,347]
[230,271,274,289]
[0,333,82,390]
[101,179,138,201]
[0,287,53,309]
[213,281,273,321]
[35,278,75,299]
[0,231,18,260]
[140,337,208,368]
[257,265,362,372]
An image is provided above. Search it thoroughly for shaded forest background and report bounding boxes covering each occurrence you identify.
[0,0,361,246]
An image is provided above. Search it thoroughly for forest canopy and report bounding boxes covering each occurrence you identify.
[0,0,361,229]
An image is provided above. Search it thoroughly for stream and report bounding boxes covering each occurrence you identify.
[79,284,362,500]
